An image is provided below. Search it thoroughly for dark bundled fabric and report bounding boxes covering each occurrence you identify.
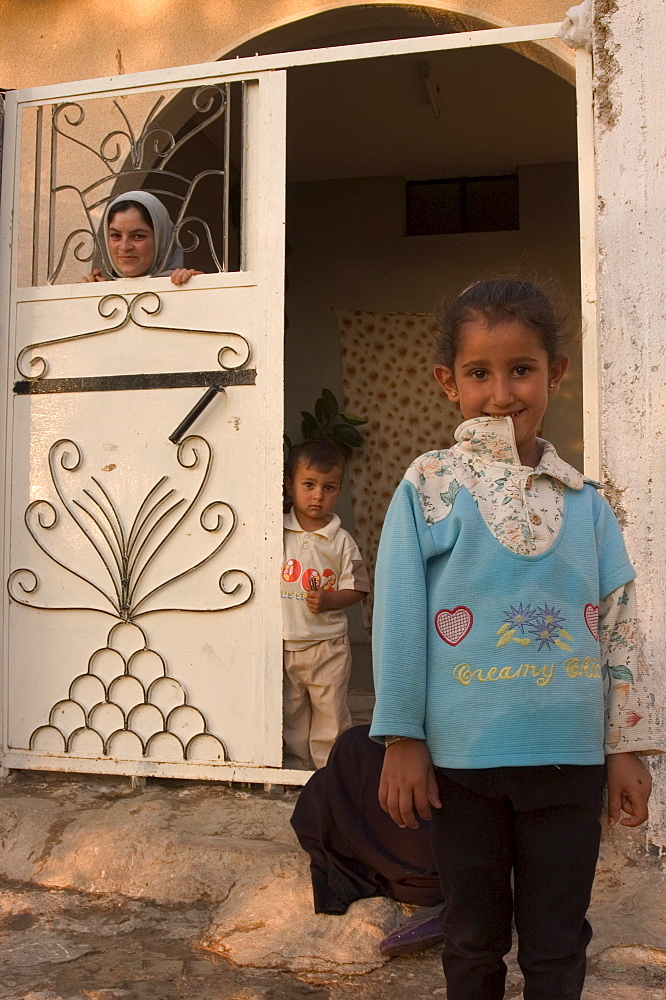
[291,724,443,914]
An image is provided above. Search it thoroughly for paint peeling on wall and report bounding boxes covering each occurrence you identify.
[594,0,622,131]
[600,476,629,528]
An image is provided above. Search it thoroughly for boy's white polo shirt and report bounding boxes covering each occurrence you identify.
[282,509,370,650]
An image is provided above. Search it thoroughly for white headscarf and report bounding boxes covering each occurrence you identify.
[102,190,184,277]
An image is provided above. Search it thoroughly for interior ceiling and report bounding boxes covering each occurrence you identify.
[286,44,577,183]
[223,6,576,185]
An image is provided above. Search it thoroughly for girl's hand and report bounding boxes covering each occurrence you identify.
[80,269,107,283]
[606,751,652,827]
[379,738,441,829]
[170,268,204,286]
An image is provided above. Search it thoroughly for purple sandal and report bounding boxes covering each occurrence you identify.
[379,912,445,957]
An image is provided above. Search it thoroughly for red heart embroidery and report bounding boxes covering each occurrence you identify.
[584,604,599,641]
[435,607,473,646]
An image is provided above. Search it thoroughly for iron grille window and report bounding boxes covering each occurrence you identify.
[406,174,519,236]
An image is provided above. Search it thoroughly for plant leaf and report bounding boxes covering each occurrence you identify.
[315,397,329,424]
[340,412,367,426]
[322,388,339,418]
[300,411,317,438]
[332,423,362,448]
[322,429,351,457]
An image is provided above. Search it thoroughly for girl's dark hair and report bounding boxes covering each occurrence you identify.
[286,440,345,479]
[435,277,572,367]
[107,199,153,229]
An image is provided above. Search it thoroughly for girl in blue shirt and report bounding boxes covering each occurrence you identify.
[370,278,656,1000]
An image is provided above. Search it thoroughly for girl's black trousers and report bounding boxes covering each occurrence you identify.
[431,763,606,1000]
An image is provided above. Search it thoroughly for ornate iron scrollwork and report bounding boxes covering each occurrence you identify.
[16,291,252,380]
[28,619,229,762]
[8,434,254,620]
[45,86,230,284]
[9,433,253,760]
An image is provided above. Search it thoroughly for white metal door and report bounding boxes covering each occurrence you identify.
[1,67,287,779]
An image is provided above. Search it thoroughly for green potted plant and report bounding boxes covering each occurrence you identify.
[284,388,367,460]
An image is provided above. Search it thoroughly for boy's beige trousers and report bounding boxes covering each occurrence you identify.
[283,635,352,769]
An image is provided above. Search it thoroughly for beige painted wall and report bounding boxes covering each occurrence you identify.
[1,1,571,89]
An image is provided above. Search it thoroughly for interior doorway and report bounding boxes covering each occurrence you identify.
[239,11,582,700]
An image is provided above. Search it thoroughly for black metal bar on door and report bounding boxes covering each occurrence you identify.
[169,385,225,444]
[13,369,257,395]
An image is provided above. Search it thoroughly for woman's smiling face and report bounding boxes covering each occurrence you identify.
[434,316,568,467]
[107,207,156,277]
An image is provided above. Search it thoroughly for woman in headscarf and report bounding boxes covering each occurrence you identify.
[81,190,203,286]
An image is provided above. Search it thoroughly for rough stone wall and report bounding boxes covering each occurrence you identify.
[1,0,569,88]
[594,0,666,849]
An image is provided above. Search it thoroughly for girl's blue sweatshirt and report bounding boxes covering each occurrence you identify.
[370,472,635,768]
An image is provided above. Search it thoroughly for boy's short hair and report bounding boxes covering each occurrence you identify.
[286,440,346,480]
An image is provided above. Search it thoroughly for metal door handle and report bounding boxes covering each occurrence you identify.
[169,385,225,444]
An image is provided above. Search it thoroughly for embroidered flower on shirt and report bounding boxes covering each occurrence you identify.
[497,602,538,647]
[527,607,573,652]
[529,619,560,650]
[497,603,572,651]
[536,604,566,629]
[502,602,536,634]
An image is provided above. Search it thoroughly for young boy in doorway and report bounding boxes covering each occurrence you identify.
[282,441,370,769]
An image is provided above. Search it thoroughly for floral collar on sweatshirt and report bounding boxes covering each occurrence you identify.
[407,416,586,549]
[454,416,585,490]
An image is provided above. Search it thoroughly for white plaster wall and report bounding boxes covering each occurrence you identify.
[594,0,666,848]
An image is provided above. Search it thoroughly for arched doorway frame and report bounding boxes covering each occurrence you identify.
[217,3,576,85]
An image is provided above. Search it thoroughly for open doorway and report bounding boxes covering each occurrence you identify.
[244,12,581,704]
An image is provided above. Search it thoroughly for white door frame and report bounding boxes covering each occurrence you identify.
[0,21,598,783]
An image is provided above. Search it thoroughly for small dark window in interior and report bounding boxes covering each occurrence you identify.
[406,174,519,236]
[405,179,463,236]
